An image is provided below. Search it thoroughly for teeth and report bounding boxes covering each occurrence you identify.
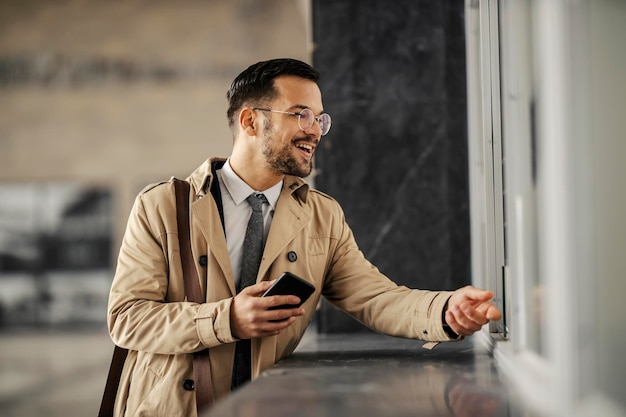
[297,144,313,151]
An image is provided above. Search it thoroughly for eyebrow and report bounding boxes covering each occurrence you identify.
[288,104,325,114]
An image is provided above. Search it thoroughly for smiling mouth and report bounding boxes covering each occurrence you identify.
[295,142,315,155]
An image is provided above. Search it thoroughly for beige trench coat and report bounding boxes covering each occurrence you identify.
[107,157,457,417]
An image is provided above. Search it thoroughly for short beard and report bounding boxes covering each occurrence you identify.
[261,119,313,178]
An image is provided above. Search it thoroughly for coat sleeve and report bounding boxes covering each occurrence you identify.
[321,203,459,343]
[107,187,236,355]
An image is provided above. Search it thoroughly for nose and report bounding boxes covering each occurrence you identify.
[304,117,323,138]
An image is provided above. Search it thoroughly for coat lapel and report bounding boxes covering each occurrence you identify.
[187,158,236,298]
[259,181,310,280]
[191,194,236,296]
[186,162,310,297]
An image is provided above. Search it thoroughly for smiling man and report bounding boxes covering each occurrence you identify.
[106,58,501,417]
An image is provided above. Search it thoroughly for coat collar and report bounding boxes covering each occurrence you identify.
[188,157,311,204]
[187,157,313,296]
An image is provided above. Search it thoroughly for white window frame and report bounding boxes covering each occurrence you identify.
[465,0,507,338]
[466,1,626,416]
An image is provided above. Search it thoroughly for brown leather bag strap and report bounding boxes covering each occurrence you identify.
[174,178,202,302]
[173,178,215,411]
[98,179,214,417]
[98,345,128,417]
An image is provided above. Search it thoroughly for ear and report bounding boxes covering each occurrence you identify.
[239,108,258,136]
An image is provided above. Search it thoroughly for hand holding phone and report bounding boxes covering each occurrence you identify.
[262,272,315,310]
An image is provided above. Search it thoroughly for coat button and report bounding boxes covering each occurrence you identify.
[287,251,297,262]
[198,255,208,267]
[182,379,195,391]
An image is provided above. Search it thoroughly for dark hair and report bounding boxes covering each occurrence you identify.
[226,58,320,130]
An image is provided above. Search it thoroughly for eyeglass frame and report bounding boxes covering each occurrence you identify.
[252,107,332,136]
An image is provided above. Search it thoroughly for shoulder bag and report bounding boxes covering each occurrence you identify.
[98,178,214,416]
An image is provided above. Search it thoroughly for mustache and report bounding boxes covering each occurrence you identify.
[292,135,318,145]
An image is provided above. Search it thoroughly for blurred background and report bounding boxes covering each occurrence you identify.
[3,1,625,417]
[2,0,472,413]
[0,1,311,415]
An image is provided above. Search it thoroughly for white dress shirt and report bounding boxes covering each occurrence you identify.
[216,159,282,287]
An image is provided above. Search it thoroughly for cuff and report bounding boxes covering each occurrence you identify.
[441,296,462,341]
[427,291,462,342]
[441,299,460,339]
[195,298,237,347]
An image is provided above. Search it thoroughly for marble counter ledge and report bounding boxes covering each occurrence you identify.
[202,332,526,417]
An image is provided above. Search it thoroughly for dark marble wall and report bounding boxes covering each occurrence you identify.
[312,0,470,332]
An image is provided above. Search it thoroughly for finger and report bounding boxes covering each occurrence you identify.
[460,303,490,326]
[241,299,305,329]
[446,311,472,337]
[447,305,483,336]
[263,307,305,324]
[461,286,494,302]
[473,300,502,321]
[241,280,276,297]
[485,304,502,321]
[235,304,302,337]
[445,309,468,336]
[245,316,296,338]
[252,312,303,337]
[260,294,302,310]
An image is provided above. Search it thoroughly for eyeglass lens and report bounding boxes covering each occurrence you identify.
[299,109,331,136]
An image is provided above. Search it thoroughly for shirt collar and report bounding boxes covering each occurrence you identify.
[219,159,282,210]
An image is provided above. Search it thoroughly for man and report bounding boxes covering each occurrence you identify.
[107,58,501,417]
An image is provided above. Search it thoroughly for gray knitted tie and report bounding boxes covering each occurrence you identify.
[237,193,268,291]
[233,192,268,389]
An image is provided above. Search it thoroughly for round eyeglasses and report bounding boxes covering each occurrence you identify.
[253,107,332,136]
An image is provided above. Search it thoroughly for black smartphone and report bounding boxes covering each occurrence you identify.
[261,272,315,310]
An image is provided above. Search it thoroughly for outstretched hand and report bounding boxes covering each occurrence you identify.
[444,285,502,337]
